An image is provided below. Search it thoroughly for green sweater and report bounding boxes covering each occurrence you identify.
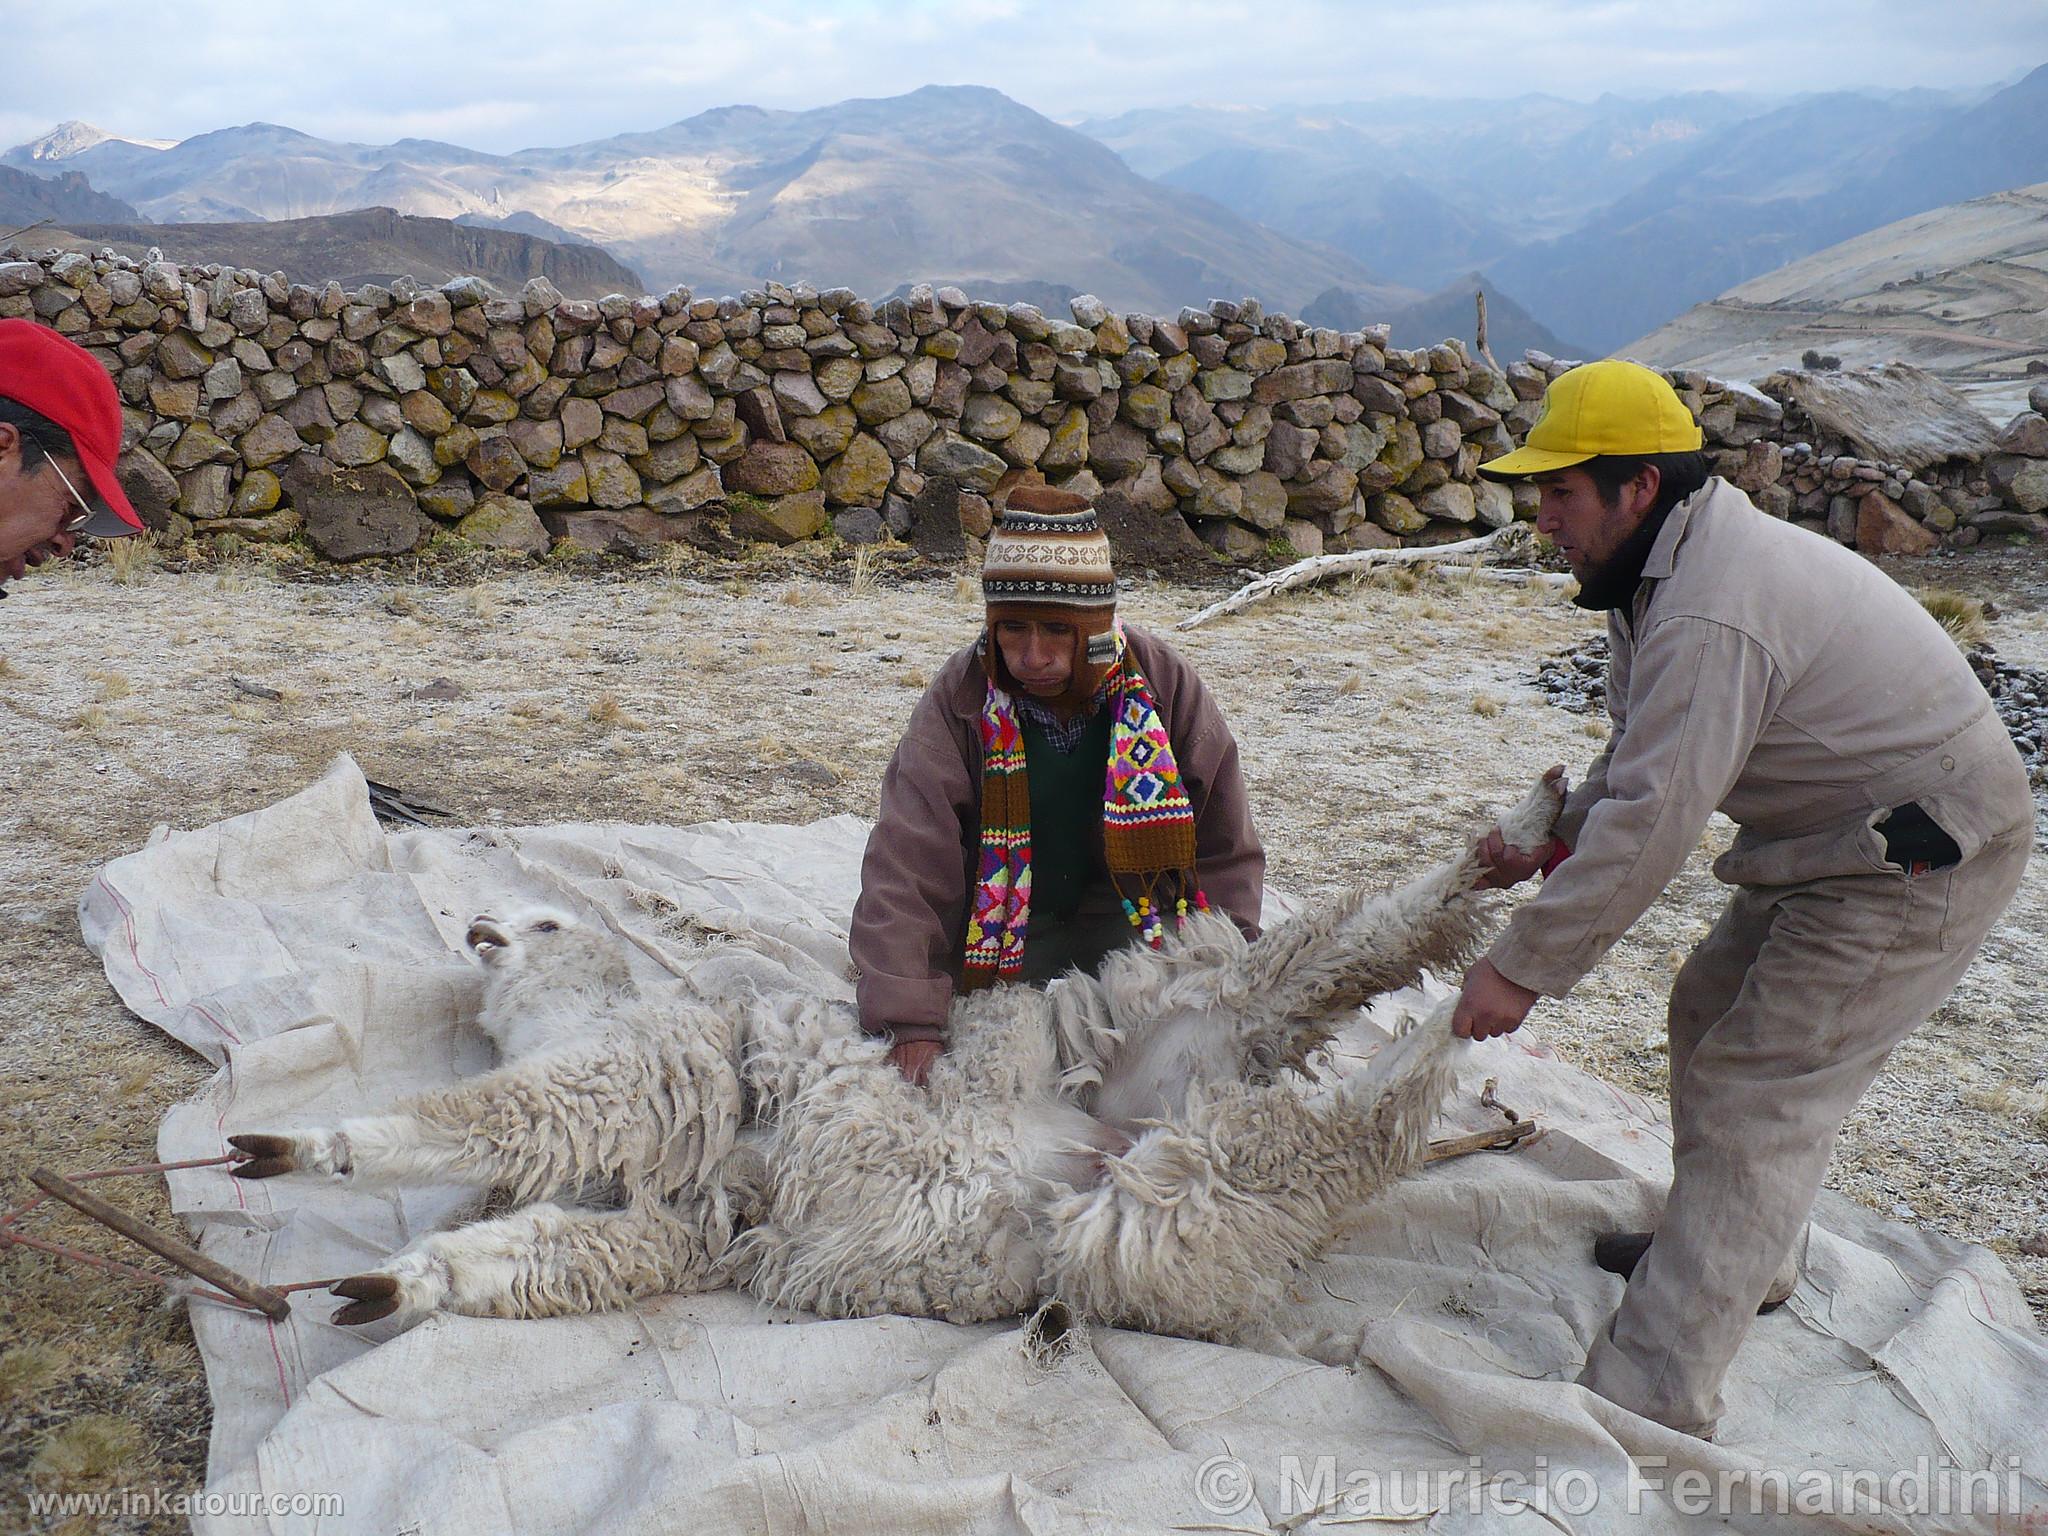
[1020,707,1113,923]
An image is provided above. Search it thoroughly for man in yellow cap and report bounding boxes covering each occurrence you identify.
[1452,359,2032,1438]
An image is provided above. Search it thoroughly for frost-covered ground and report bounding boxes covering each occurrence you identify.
[3,545,2042,1530]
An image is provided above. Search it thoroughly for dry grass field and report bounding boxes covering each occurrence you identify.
[2,537,2043,1533]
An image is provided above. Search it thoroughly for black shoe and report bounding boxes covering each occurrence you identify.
[1593,1230,1654,1278]
[1590,1231,1791,1314]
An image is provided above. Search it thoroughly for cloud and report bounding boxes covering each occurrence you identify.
[5,0,2043,154]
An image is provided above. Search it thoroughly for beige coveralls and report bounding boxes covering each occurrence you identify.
[1486,478,2033,1437]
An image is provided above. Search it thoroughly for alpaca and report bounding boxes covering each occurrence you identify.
[228,771,1561,1338]
[229,907,743,1325]
[722,769,1565,1342]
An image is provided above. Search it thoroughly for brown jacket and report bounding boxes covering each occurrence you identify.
[1489,477,2030,998]
[850,624,1265,1040]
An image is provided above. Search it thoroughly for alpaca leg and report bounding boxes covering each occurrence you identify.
[230,1098,557,1192]
[235,1040,737,1205]
[1492,766,1569,863]
[1233,770,1567,1071]
[230,1113,482,1188]
[327,1195,724,1325]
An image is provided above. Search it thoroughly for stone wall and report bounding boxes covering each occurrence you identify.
[1751,381,2048,554]
[2,243,2043,564]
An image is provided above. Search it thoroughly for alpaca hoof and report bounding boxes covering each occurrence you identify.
[228,1133,297,1179]
[1496,766,1568,853]
[329,1274,403,1325]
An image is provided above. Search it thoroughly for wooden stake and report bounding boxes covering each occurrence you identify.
[1425,1119,1538,1163]
[0,216,55,247]
[1475,289,1500,370]
[29,1167,291,1321]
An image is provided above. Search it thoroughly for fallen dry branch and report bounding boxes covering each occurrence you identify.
[1451,568,1576,590]
[1176,528,1514,630]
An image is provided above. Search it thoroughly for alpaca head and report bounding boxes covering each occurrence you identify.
[466,906,633,1000]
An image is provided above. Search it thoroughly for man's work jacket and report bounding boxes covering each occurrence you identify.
[1488,477,2029,997]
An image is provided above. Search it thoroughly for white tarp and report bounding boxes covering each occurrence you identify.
[79,755,2047,1535]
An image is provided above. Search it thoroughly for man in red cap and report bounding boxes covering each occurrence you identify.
[0,317,147,593]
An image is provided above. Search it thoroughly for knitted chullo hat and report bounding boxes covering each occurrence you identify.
[981,485,1118,710]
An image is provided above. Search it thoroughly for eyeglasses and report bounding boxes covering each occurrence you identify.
[44,455,96,535]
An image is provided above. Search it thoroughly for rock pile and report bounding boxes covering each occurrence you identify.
[1533,636,1610,716]
[1,243,2043,566]
[1754,399,2048,556]
[1968,647,2048,794]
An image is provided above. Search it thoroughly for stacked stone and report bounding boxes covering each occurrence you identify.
[1747,379,2048,555]
[2,241,2042,566]
[1983,386,2048,535]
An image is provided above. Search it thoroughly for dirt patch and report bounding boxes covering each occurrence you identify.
[2,546,2044,1531]
[1093,485,1225,576]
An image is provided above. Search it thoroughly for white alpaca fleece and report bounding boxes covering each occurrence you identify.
[358,1193,728,1327]
[726,984,1119,1323]
[231,773,1560,1338]
[1040,1004,1463,1342]
[725,770,1564,1342]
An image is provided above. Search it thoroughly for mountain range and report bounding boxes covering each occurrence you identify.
[0,162,142,231]
[1490,70,2048,353]
[1078,70,2048,353]
[1075,91,1773,283]
[1,89,1406,316]
[8,70,2048,373]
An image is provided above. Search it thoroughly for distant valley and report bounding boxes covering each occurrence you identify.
[1079,68,2048,356]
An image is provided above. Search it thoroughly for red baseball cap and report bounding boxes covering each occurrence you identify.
[0,317,145,537]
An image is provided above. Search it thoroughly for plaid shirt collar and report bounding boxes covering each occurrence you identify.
[1013,676,1113,753]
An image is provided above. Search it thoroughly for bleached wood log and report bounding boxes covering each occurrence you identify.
[1440,567,1577,590]
[1175,528,1513,630]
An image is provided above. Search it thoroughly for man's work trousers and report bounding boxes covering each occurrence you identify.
[1577,788,2033,1437]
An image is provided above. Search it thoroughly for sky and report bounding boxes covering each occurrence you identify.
[7,0,2046,155]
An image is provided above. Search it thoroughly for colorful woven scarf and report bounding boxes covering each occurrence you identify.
[962,627,1208,988]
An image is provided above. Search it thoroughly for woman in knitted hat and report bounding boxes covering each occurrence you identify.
[849,485,1266,1085]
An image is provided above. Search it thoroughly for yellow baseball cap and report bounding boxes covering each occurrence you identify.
[1479,358,1704,478]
